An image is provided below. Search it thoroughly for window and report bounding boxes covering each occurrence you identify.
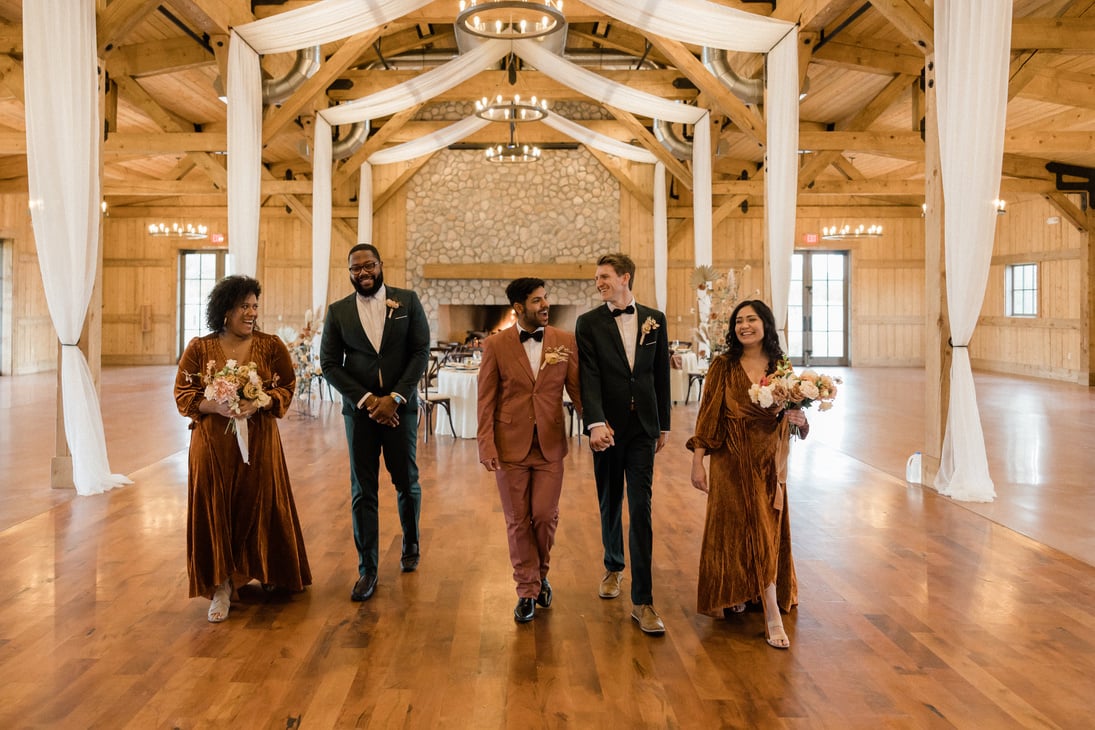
[1005,263,1038,317]
[178,250,226,358]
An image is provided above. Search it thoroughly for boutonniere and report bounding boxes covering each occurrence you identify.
[541,345,570,370]
[385,298,400,319]
[640,316,660,345]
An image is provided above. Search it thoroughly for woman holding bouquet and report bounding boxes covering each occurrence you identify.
[686,300,807,649]
[175,275,312,623]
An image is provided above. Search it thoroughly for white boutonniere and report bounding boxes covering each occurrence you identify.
[385,298,400,319]
[640,316,660,345]
[541,345,570,370]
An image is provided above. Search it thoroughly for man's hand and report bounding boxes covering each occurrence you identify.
[589,423,615,452]
[366,394,401,426]
[655,432,669,453]
[481,457,499,472]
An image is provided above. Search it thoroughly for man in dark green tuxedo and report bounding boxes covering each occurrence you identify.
[575,252,671,635]
[320,243,430,602]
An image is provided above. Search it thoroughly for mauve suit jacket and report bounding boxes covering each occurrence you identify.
[476,325,582,464]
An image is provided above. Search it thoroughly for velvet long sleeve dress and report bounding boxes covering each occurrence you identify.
[685,354,801,615]
[175,331,312,599]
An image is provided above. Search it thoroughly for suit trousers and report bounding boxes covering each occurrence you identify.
[494,435,563,598]
[592,411,656,605]
[343,407,421,576]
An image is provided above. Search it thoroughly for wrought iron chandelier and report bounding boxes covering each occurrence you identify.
[821,224,883,240]
[474,94,549,123]
[485,121,541,163]
[148,222,209,240]
[457,0,565,39]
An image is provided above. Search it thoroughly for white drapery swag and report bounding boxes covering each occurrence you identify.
[23,0,130,495]
[932,0,1010,502]
[765,32,800,346]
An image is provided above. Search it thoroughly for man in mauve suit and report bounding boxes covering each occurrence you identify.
[477,278,582,623]
[320,243,430,603]
[575,252,671,635]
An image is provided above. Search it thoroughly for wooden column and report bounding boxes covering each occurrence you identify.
[921,55,949,487]
[1084,206,1095,386]
[51,59,106,489]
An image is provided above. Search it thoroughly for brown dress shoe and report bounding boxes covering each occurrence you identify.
[631,604,666,635]
[351,573,377,601]
[598,570,623,599]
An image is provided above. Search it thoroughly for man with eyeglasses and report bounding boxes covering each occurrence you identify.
[320,243,430,603]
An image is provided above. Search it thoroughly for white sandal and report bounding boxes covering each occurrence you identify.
[207,580,231,623]
[765,619,790,650]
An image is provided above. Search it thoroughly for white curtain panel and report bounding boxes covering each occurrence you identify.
[312,117,333,318]
[23,0,130,495]
[234,0,435,54]
[654,162,668,311]
[368,116,492,165]
[932,0,1011,502]
[358,162,374,243]
[542,113,656,163]
[227,32,263,276]
[692,112,712,267]
[765,31,800,345]
[581,0,794,52]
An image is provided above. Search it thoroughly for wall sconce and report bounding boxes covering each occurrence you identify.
[921,202,927,217]
[993,198,1007,215]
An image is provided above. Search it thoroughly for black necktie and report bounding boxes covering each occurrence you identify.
[611,305,635,318]
[519,329,543,343]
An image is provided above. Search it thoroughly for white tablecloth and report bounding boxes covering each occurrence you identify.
[434,367,479,438]
[671,351,702,403]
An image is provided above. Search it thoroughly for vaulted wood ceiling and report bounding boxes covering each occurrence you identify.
[0,0,1092,226]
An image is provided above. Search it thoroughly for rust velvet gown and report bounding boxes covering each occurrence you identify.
[175,331,312,599]
[685,355,802,615]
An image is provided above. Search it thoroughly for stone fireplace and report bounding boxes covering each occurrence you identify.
[437,303,581,344]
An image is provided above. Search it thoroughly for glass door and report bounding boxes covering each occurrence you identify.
[178,250,226,359]
[787,251,849,367]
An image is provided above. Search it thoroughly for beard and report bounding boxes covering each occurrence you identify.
[352,269,384,298]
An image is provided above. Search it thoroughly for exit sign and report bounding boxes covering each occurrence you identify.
[802,232,819,245]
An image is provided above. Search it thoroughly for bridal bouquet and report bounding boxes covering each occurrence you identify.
[748,358,841,437]
[202,359,272,463]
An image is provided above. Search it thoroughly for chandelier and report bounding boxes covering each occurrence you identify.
[485,122,541,163]
[457,0,565,39]
[148,222,209,240]
[475,94,549,123]
[821,224,882,240]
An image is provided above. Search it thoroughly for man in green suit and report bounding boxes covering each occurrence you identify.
[575,252,671,635]
[320,243,430,602]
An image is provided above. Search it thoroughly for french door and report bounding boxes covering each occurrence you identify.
[787,251,849,367]
[177,250,227,359]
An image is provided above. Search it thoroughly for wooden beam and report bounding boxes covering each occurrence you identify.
[868,0,933,53]
[813,40,925,76]
[0,53,25,105]
[1012,18,1095,51]
[645,34,766,146]
[333,103,425,188]
[605,106,694,191]
[262,29,382,146]
[1044,192,1089,233]
[106,37,214,78]
[422,263,597,280]
[102,132,225,154]
[165,0,254,35]
[585,147,653,213]
[1018,68,1095,112]
[97,0,161,54]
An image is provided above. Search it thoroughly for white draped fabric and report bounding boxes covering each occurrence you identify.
[581,0,794,52]
[653,163,668,310]
[541,113,656,163]
[227,32,262,276]
[311,117,333,318]
[358,163,373,242]
[369,116,492,165]
[932,0,1009,502]
[234,0,434,55]
[764,32,801,344]
[23,0,130,495]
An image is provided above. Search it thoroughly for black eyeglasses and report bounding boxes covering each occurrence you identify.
[349,261,380,275]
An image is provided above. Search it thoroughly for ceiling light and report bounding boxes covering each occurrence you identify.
[457,0,565,39]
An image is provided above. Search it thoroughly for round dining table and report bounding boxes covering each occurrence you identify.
[434,366,480,438]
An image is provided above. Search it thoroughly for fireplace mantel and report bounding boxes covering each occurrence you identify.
[421,263,596,280]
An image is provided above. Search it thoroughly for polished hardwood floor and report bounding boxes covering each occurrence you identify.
[0,366,1092,728]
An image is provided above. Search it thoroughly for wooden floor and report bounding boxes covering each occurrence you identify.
[0,366,1092,728]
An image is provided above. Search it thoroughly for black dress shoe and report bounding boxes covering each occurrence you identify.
[514,597,536,623]
[536,578,552,608]
[351,573,377,602]
[400,541,420,572]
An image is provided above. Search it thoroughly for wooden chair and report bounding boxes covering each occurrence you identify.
[418,367,456,441]
[685,371,705,404]
[563,393,582,443]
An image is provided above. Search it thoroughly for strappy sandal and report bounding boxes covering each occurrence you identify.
[765,619,790,650]
[207,580,231,623]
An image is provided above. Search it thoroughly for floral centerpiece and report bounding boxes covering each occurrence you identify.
[691,264,756,357]
[199,358,274,462]
[278,312,322,400]
[747,357,841,437]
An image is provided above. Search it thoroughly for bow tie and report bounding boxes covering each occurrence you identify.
[610,305,636,318]
[519,329,544,343]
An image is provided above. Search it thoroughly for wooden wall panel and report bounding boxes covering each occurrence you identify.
[0,192,54,374]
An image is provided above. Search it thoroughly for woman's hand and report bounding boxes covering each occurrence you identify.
[235,399,260,419]
[784,408,807,428]
[690,453,709,494]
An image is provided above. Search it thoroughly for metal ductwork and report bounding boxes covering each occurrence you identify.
[331,120,370,160]
[701,47,764,105]
[262,46,322,105]
[653,118,694,160]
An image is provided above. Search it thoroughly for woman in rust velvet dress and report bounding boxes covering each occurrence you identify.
[175,275,311,623]
[687,300,808,649]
